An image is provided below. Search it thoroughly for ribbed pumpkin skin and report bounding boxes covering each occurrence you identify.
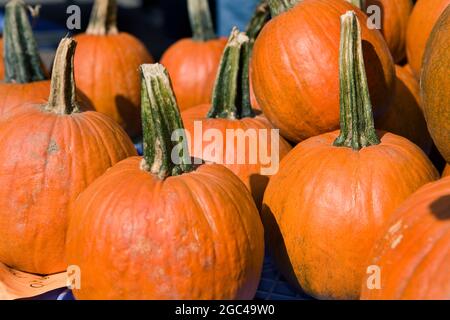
[376,65,432,153]
[365,0,413,63]
[0,81,50,121]
[251,0,395,142]
[406,0,450,78]
[361,177,450,300]
[160,38,227,112]
[0,108,136,274]
[73,33,153,137]
[262,131,439,299]
[66,158,264,300]
[182,104,292,209]
[443,164,450,177]
[421,6,450,163]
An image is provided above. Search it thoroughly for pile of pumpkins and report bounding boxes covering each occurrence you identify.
[0,0,448,300]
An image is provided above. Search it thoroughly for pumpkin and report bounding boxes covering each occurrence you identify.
[0,38,137,275]
[74,0,154,137]
[0,0,50,121]
[160,0,227,111]
[406,0,450,78]
[376,65,432,154]
[443,164,450,177]
[251,0,395,143]
[361,177,450,300]
[421,5,450,164]
[65,64,264,300]
[261,11,438,300]
[182,28,292,210]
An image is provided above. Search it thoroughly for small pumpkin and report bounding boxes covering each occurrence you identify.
[361,177,450,300]
[251,0,395,142]
[376,65,432,154]
[421,5,450,164]
[261,11,438,300]
[406,0,450,78]
[443,164,450,177]
[160,0,227,111]
[74,0,154,137]
[182,28,292,210]
[0,0,50,120]
[0,38,137,275]
[65,64,264,300]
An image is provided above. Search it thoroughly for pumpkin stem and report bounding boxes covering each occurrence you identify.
[207,28,254,120]
[46,38,79,115]
[140,64,193,179]
[345,0,365,9]
[267,0,300,17]
[188,0,216,41]
[246,1,270,42]
[3,0,46,83]
[333,11,380,150]
[86,0,118,35]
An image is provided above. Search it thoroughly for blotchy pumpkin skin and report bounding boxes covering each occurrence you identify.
[251,0,395,142]
[160,38,227,112]
[74,33,153,138]
[0,81,50,120]
[421,5,450,163]
[376,65,432,153]
[262,131,438,300]
[361,177,450,300]
[365,0,413,63]
[0,108,136,274]
[182,104,292,209]
[443,164,450,177]
[66,159,264,300]
[406,0,450,78]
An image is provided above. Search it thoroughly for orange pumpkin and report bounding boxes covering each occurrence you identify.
[182,28,292,209]
[74,0,154,137]
[160,0,227,111]
[66,64,264,299]
[406,0,450,78]
[0,0,50,121]
[0,38,137,275]
[362,0,413,63]
[251,0,395,142]
[376,65,432,154]
[261,11,438,300]
[443,164,450,177]
[421,5,450,164]
[361,177,450,300]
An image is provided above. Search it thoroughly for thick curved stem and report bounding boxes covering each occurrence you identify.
[46,38,78,115]
[188,0,216,41]
[3,0,46,83]
[246,1,270,42]
[334,11,380,150]
[86,0,118,35]
[345,0,365,9]
[207,28,252,120]
[267,0,300,17]
[140,64,193,179]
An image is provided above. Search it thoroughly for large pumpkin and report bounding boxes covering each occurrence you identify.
[376,65,432,154]
[65,64,264,300]
[421,5,450,164]
[261,11,438,300]
[160,0,227,111]
[444,164,450,177]
[251,0,395,142]
[406,0,450,78]
[361,177,450,300]
[74,0,153,137]
[0,38,137,275]
[0,0,50,121]
[182,28,292,210]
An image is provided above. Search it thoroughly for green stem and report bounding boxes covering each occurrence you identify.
[140,64,193,179]
[46,38,79,115]
[3,0,46,83]
[267,0,300,17]
[86,0,118,35]
[333,11,380,150]
[207,28,253,120]
[187,0,216,41]
[246,1,270,42]
[345,0,365,9]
